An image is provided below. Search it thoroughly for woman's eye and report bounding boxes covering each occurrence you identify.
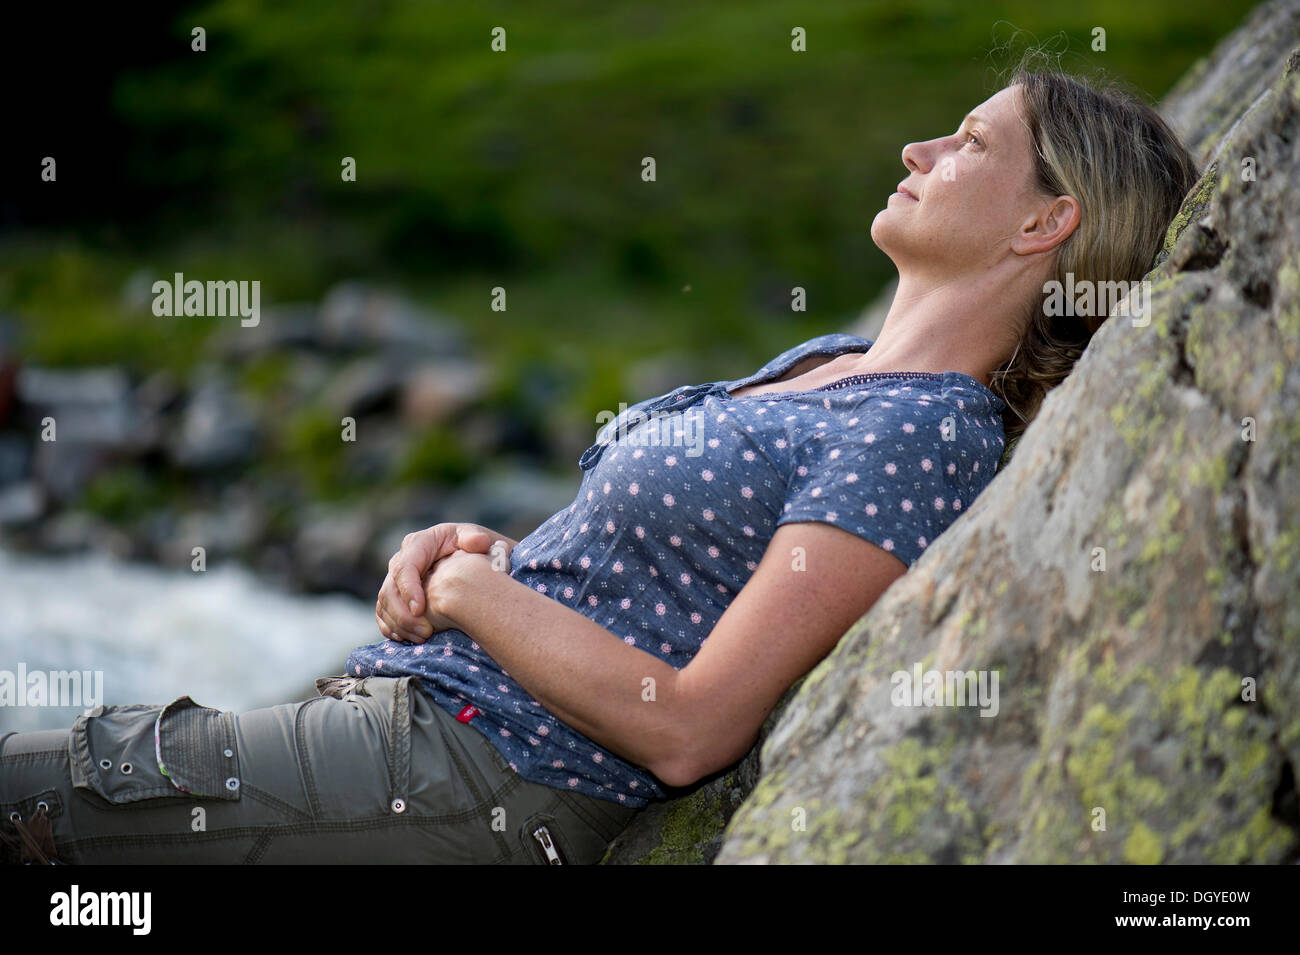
[964,132,981,147]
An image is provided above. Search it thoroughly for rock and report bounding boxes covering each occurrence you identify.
[286,353,336,402]
[370,492,452,572]
[292,505,378,595]
[328,356,406,419]
[398,361,489,427]
[168,368,261,470]
[600,679,801,864]
[1157,0,1300,170]
[168,490,269,565]
[15,366,137,446]
[454,408,515,460]
[29,442,105,507]
[36,509,129,556]
[134,370,184,418]
[255,544,298,591]
[216,302,324,359]
[0,433,32,486]
[605,0,1300,864]
[0,481,43,526]
[319,282,467,357]
[342,417,410,484]
[15,365,149,503]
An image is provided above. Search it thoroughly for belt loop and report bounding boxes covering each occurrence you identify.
[314,674,362,700]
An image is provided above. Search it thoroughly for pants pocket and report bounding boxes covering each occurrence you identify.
[556,789,640,844]
[69,696,242,805]
[517,809,575,865]
[342,676,414,816]
[516,796,626,865]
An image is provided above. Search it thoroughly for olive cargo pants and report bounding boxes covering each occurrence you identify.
[0,674,641,864]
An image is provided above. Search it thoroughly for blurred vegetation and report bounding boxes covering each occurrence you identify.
[397,427,475,487]
[0,0,1260,502]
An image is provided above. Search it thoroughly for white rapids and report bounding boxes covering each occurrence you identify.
[0,547,383,733]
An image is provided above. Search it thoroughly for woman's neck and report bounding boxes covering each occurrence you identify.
[850,266,1040,389]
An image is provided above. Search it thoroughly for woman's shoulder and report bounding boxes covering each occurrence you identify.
[815,376,1005,470]
[918,380,1007,491]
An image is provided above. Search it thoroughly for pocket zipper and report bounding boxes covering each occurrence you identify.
[532,825,566,865]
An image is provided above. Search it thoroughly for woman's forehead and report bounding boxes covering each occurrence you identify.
[973,85,1022,123]
[971,85,1033,157]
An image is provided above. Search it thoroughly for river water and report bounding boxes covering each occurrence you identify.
[0,547,381,733]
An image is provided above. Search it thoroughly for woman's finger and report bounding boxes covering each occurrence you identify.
[376,582,402,635]
[377,587,411,641]
[376,570,405,632]
[407,612,432,641]
[456,527,492,553]
[381,571,422,638]
[394,560,426,618]
[376,604,396,639]
[386,607,414,642]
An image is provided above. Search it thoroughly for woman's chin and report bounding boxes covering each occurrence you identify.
[869,212,899,250]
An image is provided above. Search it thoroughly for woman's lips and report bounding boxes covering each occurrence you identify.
[893,184,918,200]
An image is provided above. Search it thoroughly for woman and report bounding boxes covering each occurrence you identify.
[1,67,1197,864]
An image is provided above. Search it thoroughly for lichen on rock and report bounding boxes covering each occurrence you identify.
[604,0,1300,865]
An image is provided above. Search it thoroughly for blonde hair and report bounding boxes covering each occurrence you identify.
[990,63,1199,450]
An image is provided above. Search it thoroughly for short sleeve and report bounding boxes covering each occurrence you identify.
[775,396,965,568]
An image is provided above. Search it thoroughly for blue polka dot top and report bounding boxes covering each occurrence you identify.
[346,333,1007,807]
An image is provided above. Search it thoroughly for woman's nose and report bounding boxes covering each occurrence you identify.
[901,138,934,174]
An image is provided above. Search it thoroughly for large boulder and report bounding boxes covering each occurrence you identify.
[603,0,1300,864]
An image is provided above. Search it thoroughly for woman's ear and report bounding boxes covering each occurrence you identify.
[1011,194,1081,256]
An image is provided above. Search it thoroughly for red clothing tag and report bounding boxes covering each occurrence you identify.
[456,705,480,723]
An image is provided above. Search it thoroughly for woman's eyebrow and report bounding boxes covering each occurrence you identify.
[960,112,989,129]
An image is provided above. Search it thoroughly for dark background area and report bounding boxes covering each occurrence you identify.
[0,0,1259,600]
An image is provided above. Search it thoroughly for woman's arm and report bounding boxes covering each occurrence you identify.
[426,521,906,788]
[664,522,906,783]
[424,550,686,783]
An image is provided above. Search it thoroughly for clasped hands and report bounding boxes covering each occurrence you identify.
[374,523,513,644]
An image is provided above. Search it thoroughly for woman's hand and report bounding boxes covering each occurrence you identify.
[411,548,496,642]
[375,523,516,642]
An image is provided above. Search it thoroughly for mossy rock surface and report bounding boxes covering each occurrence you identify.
[606,0,1300,865]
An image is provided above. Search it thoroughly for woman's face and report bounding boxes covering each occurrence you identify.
[871,84,1046,275]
